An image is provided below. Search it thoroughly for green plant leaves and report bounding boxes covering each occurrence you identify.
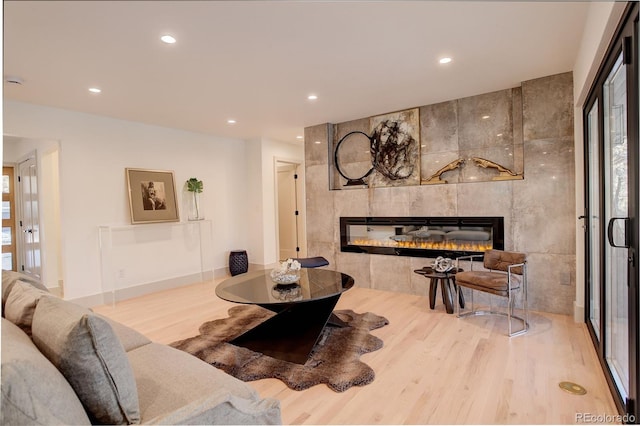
[186,177,203,193]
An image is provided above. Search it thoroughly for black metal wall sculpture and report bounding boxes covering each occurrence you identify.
[334,131,375,186]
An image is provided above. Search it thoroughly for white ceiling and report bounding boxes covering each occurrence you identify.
[4,1,593,144]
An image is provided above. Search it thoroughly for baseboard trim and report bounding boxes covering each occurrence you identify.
[71,270,216,308]
[72,265,270,308]
[573,301,585,323]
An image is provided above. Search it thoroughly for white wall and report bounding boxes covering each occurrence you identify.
[246,139,265,267]
[4,100,251,302]
[571,2,627,321]
[40,149,62,289]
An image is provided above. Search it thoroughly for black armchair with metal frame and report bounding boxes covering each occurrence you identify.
[454,249,528,337]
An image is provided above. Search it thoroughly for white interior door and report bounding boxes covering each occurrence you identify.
[18,157,41,279]
[277,164,299,261]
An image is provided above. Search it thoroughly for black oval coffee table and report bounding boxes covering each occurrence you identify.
[216,268,354,364]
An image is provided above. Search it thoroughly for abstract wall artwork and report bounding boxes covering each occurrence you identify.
[369,108,420,187]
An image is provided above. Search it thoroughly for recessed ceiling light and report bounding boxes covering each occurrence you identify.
[296,136,303,140]
[161,35,176,44]
[314,141,322,145]
[439,57,452,64]
[227,119,236,124]
[88,87,101,93]
[307,94,318,100]
[482,115,490,119]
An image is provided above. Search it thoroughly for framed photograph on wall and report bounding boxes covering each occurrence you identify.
[125,168,180,224]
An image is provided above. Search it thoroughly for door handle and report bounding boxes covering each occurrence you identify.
[578,215,587,230]
[607,217,630,248]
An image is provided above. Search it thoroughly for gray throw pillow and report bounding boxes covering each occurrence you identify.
[31,296,141,425]
[4,280,50,335]
[1,318,91,425]
[1,270,48,314]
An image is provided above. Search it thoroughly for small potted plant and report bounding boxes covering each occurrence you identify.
[186,177,203,220]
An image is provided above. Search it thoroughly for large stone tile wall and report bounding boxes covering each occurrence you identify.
[304,72,575,315]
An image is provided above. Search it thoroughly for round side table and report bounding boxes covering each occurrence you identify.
[413,266,465,314]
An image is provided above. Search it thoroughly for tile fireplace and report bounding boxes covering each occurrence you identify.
[340,216,504,259]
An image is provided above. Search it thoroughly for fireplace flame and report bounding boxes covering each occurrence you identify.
[350,238,493,252]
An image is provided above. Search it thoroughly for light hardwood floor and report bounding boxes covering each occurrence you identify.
[93,279,619,425]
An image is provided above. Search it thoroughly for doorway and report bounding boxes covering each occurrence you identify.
[584,3,639,418]
[275,160,306,261]
[2,166,17,271]
[3,137,64,295]
[17,156,42,280]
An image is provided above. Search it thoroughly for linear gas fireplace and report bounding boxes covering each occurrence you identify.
[340,216,504,259]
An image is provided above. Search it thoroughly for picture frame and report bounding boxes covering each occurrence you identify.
[125,168,180,224]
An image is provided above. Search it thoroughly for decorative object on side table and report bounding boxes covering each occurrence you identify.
[270,258,302,285]
[432,256,455,272]
[186,177,204,221]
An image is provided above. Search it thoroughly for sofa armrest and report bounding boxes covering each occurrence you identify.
[127,343,281,425]
[97,314,152,352]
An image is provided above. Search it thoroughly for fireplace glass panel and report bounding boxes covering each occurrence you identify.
[340,217,504,258]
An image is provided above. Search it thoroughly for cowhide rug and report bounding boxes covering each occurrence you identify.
[170,305,389,392]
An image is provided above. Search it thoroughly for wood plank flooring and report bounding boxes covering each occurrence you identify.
[93,279,619,425]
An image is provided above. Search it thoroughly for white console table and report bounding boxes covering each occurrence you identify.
[98,220,213,305]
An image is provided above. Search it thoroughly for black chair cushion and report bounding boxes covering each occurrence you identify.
[292,256,329,268]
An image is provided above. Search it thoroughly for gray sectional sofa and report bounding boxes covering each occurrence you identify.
[1,271,282,425]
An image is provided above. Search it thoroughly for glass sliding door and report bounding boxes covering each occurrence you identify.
[587,101,601,341]
[584,3,638,418]
[604,52,630,400]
